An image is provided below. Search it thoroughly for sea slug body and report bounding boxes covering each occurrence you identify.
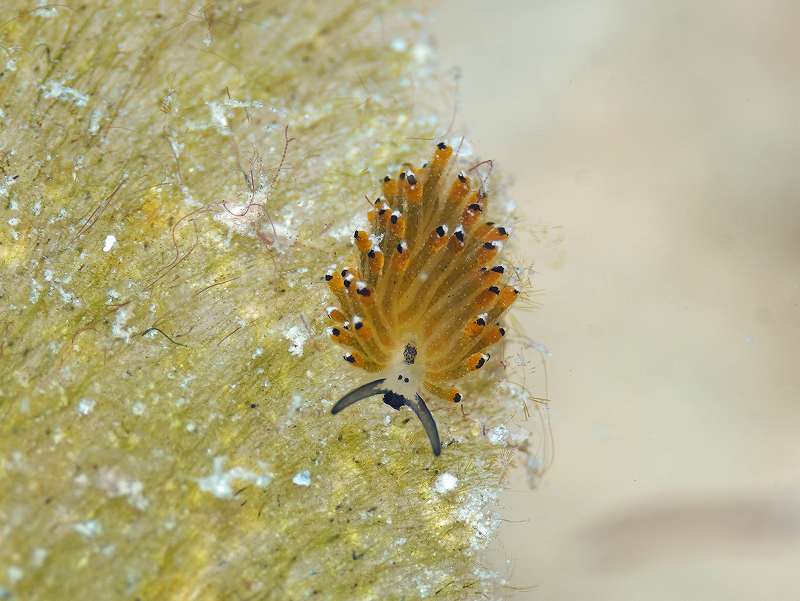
[326,143,519,455]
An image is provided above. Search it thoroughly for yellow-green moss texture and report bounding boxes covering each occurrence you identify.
[0,2,530,599]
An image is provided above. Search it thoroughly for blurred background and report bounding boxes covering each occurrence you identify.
[431,1,800,599]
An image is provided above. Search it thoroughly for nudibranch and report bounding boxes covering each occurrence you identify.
[325,142,519,455]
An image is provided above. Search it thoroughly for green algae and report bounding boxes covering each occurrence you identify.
[0,2,541,599]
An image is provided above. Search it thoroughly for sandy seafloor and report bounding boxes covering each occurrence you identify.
[432,1,800,599]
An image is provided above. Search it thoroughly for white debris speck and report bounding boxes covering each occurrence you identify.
[33,0,58,17]
[131,402,146,416]
[207,101,229,135]
[455,486,502,550]
[433,472,459,494]
[487,425,509,446]
[0,175,17,198]
[77,398,96,415]
[412,42,433,64]
[29,278,43,304]
[102,234,116,252]
[185,421,196,433]
[284,324,309,357]
[111,304,134,343]
[8,217,20,226]
[224,98,264,110]
[31,548,48,568]
[87,108,103,135]
[31,550,56,571]
[74,520,102,538]
[51,428,64,444]
[196,456,273,499]
[390,37,407,52]
[5,59,16,72]
[9,452,24,471]
[179,373,196,390]
[32,199,42,215]
[292,470,311,487]
[41,80,89,107]
[6,567,23,585]
[97,468,149,511]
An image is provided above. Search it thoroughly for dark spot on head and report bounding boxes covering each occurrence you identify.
[403,343,417,365]
[250,403,257,409]
[403,377,409,383]
[398,375,403,381]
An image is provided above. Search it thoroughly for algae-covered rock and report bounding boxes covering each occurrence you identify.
[0,2,541,599]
